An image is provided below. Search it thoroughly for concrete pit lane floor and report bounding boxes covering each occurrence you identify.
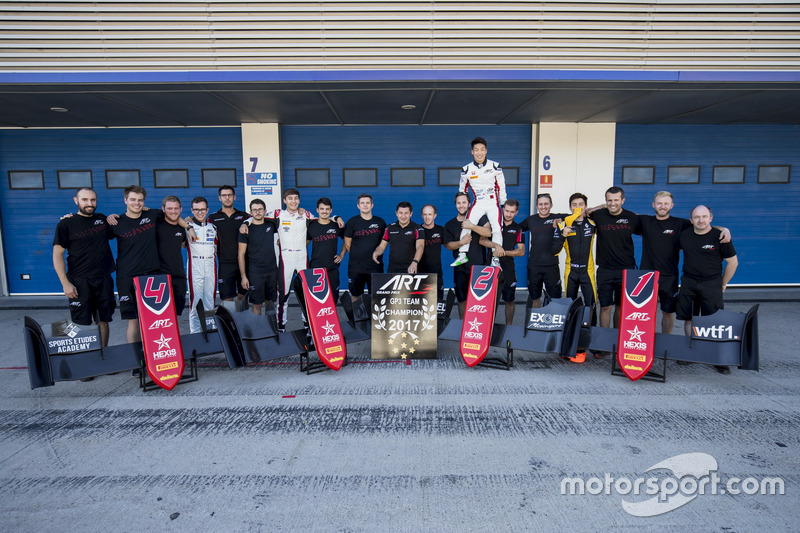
[0,291,797,532]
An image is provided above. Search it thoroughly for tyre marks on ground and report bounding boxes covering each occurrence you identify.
[1,404,798,444]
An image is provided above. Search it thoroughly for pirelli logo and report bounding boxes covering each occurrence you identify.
[325,345,343,354]
[156,361,179,372]
[462,342,481,350]
[623,353,646,362]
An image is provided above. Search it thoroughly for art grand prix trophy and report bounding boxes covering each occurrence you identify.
[371,273,439,360]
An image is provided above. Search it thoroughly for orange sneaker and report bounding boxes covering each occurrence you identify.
[569,351,586,363]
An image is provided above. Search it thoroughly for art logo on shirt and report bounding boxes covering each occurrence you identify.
[616,219,629,224]
[663,229,674,234]
[354,224,382,237]
[140,217,151,225]
[702,244,715,250]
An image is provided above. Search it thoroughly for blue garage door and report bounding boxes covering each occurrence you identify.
[614,124,800,285]
[280,125,532,290]
[0,127,243,294]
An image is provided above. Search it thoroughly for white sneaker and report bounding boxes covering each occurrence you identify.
[450,253,469,267]
[491,257,502,269]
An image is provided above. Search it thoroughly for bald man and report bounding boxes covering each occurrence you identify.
[676,205,738,374]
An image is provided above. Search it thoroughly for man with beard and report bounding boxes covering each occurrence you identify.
[634,191,731,334]
[156,195,188,316]
[479,199,525,325]
[53,187,116,351]
[518,193,568,307]
[207,185,248,313]
[444,192,491,318]
[307,197,345,303]
[418,204,445,301]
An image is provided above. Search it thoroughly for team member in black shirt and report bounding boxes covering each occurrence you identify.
[372,202,424,273]
[238,199,279,316]
[444,192,491,318]
[480,199,525,325]
[53,187,116,349]
[208,185,249,313]
[419,204,445,300]
[677,205,738,374]
[637,191,731,335]
[588,186,640,335]
[342,193,386,306]
[518,193,567,307]
[156,195,188,315]
[107,185,194,343]
[307,197,345,303]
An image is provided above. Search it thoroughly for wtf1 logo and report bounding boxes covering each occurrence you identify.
[692,324,739,340]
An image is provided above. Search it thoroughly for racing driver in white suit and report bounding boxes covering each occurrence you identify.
[272,189,313,331]
[186,196,218,333]
[452,136,506,268]
[242,188,342,331]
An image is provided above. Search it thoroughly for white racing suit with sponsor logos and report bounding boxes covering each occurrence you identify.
[187,218,218,333]
[271,209,312,330]
[458,158,507,252]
